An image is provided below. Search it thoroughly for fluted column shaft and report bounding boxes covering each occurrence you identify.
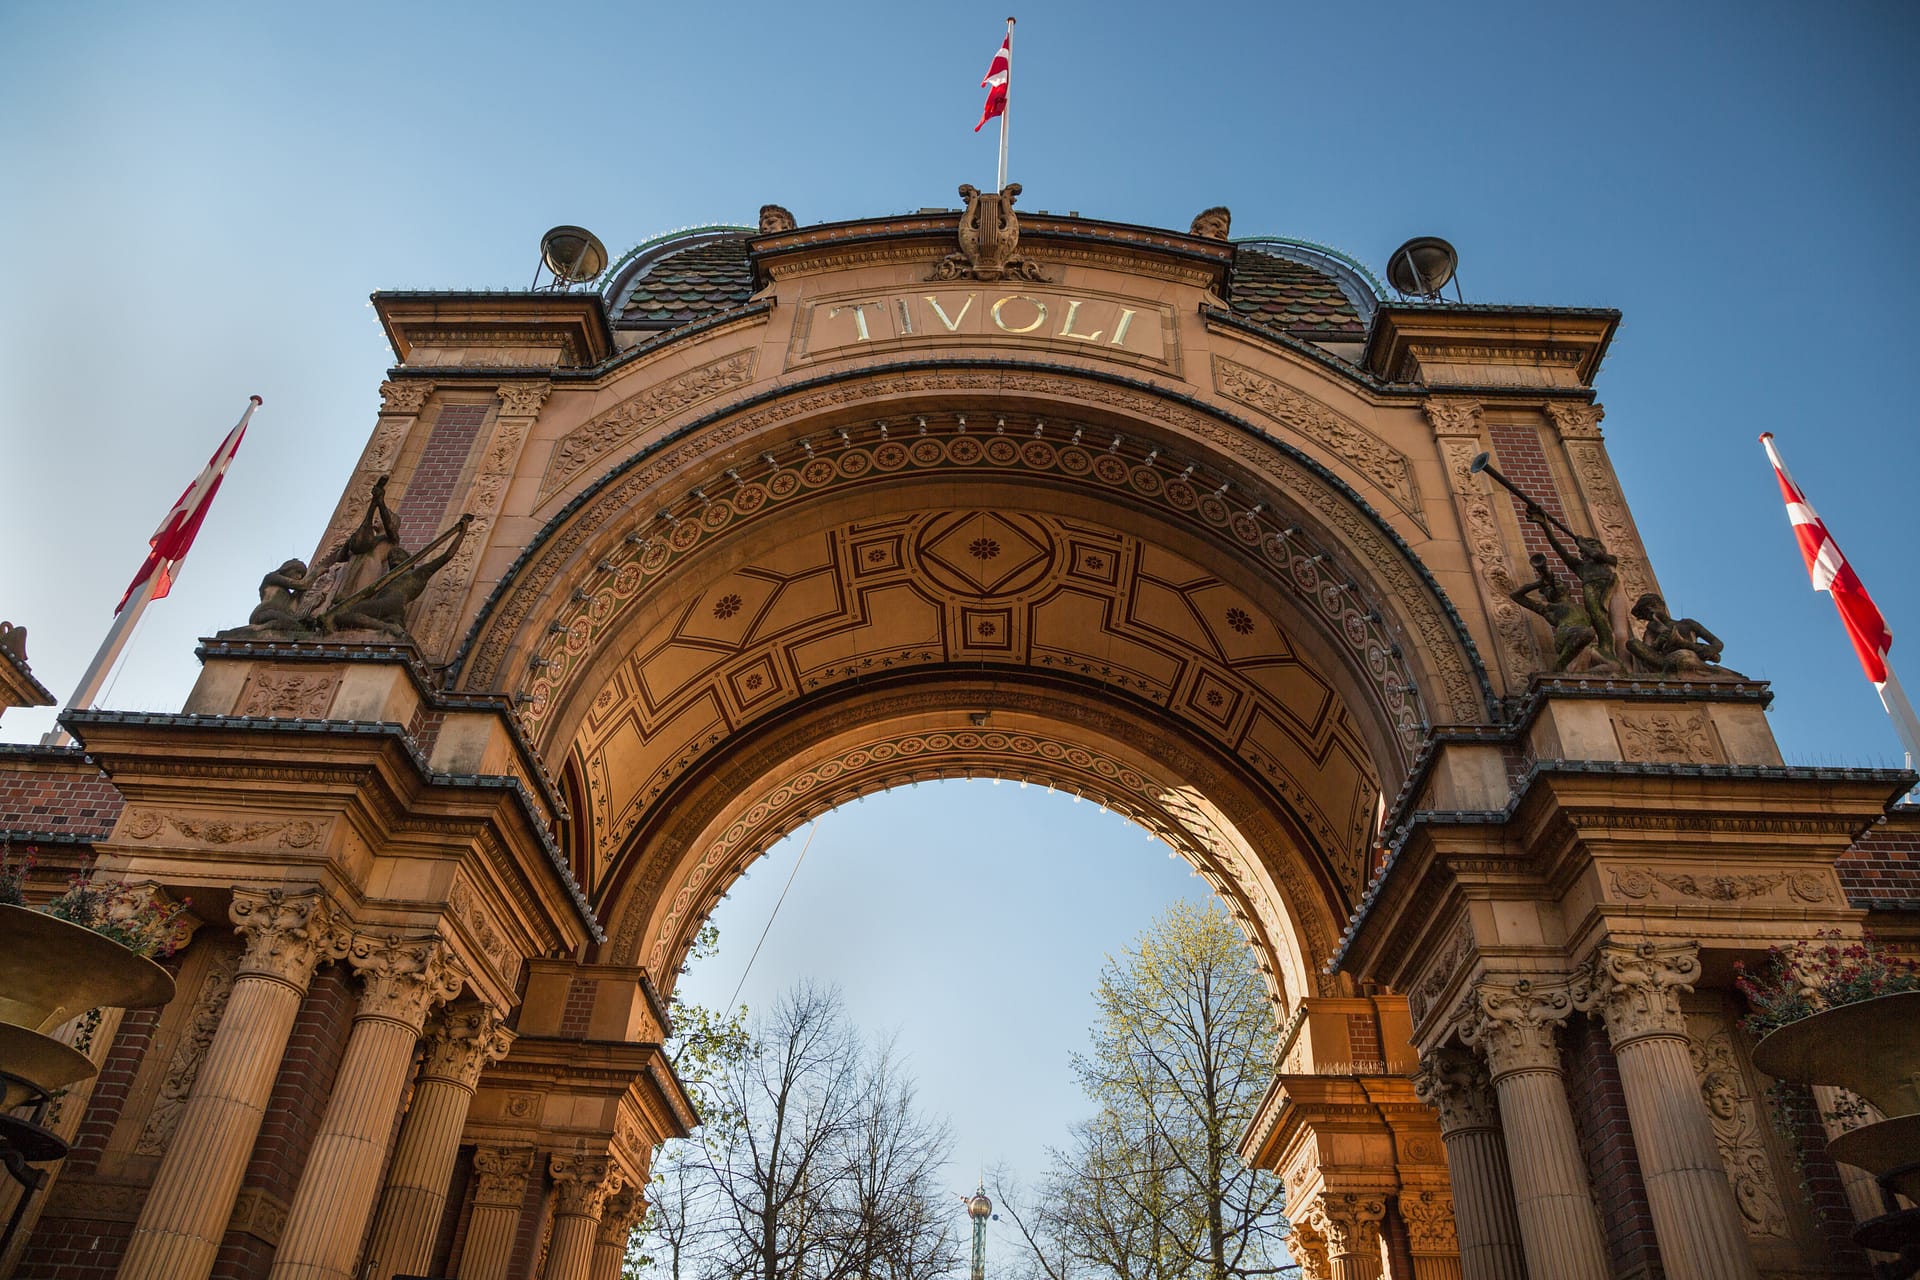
[1460,979,1610,1280]
[1576,941,1759,1280]
[545,1155,622,1280]
[269,934,463,1280]
[1413,1051,1524,1280]
[589,1186,643,1280]
[363,1007,515,1280]
[118,888,343,1280]
[458,1146,536,1280]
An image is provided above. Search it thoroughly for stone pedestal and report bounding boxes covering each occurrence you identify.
[1460,979,1609,1280]
[363,1005,514,1280]
[1574,941,1759,1280]
[268,935,462,1280]
[1412,1051,1524,1280]
[460,1146,537,1280]
[118,888,343,1280]
[544,1154,622,1280]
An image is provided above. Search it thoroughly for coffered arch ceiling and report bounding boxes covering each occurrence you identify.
[453,363,1496,1004]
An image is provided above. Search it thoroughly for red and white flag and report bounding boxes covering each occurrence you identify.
[974,28,1010,133]
[117,396,261,613]
[1762,430,1920,765]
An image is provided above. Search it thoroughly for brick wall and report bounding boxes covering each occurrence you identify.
[506,1163,552,1280]
[1560,1016,1663,1280]
[14,1213,134,1279]
[558,979,598,1039]
[396,402,490,550]
[210,964,357,1278]
[430,1147,474,1277]
[1485,419,1570,564]
[0,749,123,838]
[1837,805,1920,906]
[65,1008,161,1174]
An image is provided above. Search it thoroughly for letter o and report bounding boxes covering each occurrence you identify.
[991,295,1048,334]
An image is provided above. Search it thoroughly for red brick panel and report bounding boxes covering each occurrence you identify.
[1559,1017,1664,1279]
[0,761,124,838]
[1836,814,1920,905]
[558,978,598,1039]
[1486,420,1570,565]
[15,1214,134,1280]
[212,964,357,1276]
[68,1008,161,1174]
[396,403,490,551]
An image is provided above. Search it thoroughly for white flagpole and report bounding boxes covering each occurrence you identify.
[1875,663,1920,772]
[40,561,172,748]
[997,17,1014,191]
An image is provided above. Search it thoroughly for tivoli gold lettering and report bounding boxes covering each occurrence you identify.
[1109,308,1137,347]
[829,302,881,341]
[923,293,977,332]
[992,295,1047,334]
[1056,298,1104,344]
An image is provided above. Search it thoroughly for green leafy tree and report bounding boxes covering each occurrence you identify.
[1001,900,1291,1280]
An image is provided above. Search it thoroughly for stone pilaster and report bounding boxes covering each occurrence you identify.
[268,933,463,1280]
[1457,977,1609,1280]
[461,1145,537,1280]
[1313,1194,1386,1280]
[1412,1049,1525,1280]
[118,887,345,1280]
[589,1184,645,1280]
[1398,1189,1463,1280]
[1572,941,1758,1280]
[363,1003,515,1280]
[545,1154,622,1280]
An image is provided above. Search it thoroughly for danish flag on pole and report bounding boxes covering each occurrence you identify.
[117,396,261,613]
[1761,430,1920,766]
[974,26,1010,133]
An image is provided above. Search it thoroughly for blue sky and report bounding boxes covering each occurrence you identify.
[4,0,1920,1242]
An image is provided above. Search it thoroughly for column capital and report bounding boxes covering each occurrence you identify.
[1287,1216,1333,1280]
[377,379,434,416]
[230,886,348,988]
[1423,397,1485,437]
[419,1002,516,1090]
[472,1144,537,1208]
[1458,976,1573,1078]
[550,1152,622,1219]
[1315,1192,1386,1244]
[1570,939,1699,1047]
[1543,401,1605,439]
[347,932,464,1029]
[1413,1048,1499,1135]
[596,1184,645,1246]
[495,380,552,418]
[1398,1187,1460,1256]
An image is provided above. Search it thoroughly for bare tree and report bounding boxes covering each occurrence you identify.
[637,982,957,1280]
[1004,901,1291,1280]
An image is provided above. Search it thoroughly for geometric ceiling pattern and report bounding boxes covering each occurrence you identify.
[574,509,1380,897]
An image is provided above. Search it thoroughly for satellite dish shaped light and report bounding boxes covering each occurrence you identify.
[1387,236,1458,300]
[535,225,609,291]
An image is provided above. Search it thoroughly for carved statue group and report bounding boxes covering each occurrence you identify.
[223,476,471,645]
[1476,454,1732,677]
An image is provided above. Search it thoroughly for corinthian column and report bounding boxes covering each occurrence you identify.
[1313,1195,1385,1280]
[590,1184,645,1280]
[1572,941,1759,1280]
[1457,978,1609,1280]
[1413,1050,1525,1280]
[362,1004,515,1280]
[459,1146,536,1280]
[1289,1216,1332,1280]
[545,1154,622,1280]
[268,933,463,1280]
[119,887,345,1280]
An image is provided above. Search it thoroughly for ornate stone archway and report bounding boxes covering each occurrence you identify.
[15,194,1912,1280]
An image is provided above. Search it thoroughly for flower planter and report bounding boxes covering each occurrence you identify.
[0,903,173,1035]
[1750,990,1920,1118]
[1752,990,1920,1268]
